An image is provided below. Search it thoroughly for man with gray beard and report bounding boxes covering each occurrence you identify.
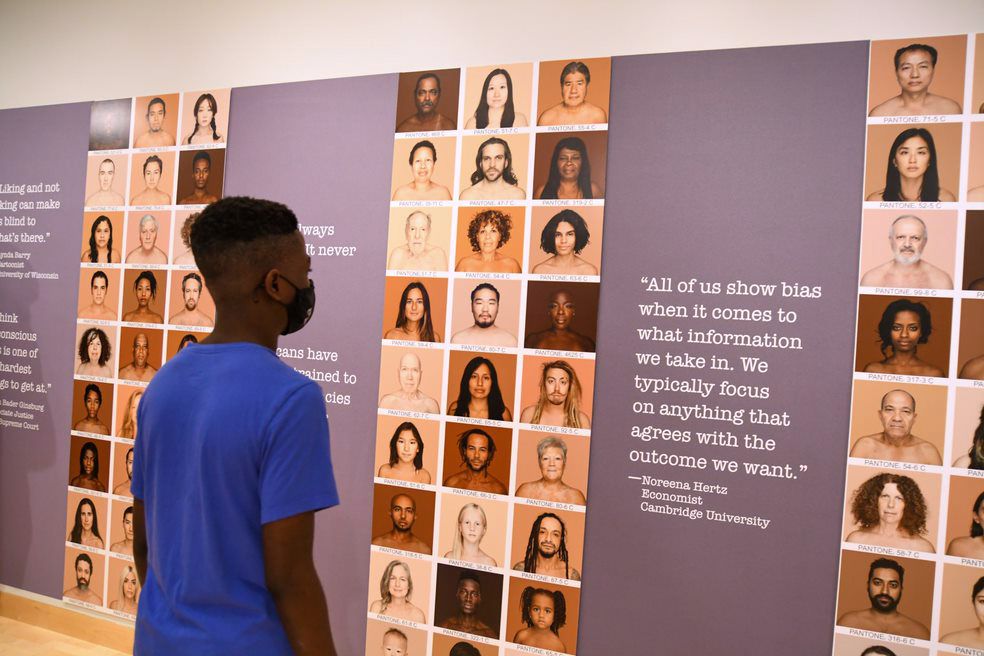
[860,215,953,289]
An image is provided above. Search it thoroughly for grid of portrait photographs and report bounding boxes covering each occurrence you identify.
[833,34,984,655]
[66,90,230,619]
[368,58,610,655]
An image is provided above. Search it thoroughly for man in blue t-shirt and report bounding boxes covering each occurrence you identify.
[132,196,339,655]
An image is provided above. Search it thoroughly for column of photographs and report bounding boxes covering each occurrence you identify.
[367,59,611,656]
[66,90,229,618]
[832,34,984,656]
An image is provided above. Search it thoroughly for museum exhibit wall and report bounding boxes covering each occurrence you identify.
[1,2,983,654]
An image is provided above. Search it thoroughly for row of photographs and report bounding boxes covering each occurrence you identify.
[392,59,611,133]
[76,268,213,328]
[80,210,198,267]
[863,122,984,203]
[841,466,984,557]
[88,89,231,152]
[370,615,564,656]
[83,149,225,208]
[835,554,984,650]
[389,132,607,203]
[385,205,601,277]
[62,546,138,618]
[865,34,984,119]
[852,295,984,380]
[858,210,984,292]
[73,323,209,385]
[848,380,984,469]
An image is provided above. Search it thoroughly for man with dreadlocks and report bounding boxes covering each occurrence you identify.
[511,512,580,581]
[519,360,590,428]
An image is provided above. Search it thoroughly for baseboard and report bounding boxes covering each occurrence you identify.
[0,584,134,652]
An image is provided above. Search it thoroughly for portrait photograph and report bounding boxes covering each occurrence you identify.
[437,493,508,568]
[180,89,231,146]
[532,130,608,200]
[373,414,440,486]
[942,474,984,555]
[73,323,118,379]
[518,355,596,430]
[504,578,581,655]
[110,441,135,496]
[165,329,209,360]
[370,483,436,555]
[170,210,199,266]
[449,278,522,346]
[395,69,460,133]
[950,387,984,470]
[366,618,427,656]
[858,209,957,291]
[114,384,144,441]
[509,504,585,582]
[62,546,106,607]
[854,294,952,378]
[957,298,984,380]
[381,276,448,343]
[433,564,503,639]
[385,205,452,273]
[432,634,498,656]
[88,98,131,151]
[175,148,226,206]
[80,211,125,265]
[120,268,168,325]
[123,210,172,266]
[65,491,109,550]
[938,563,984,649]
[366,549,433,624]
[456,134,530,201]
[117,326,164,382]
[128,150,176,207]
[441,420,513,494]
[847,378,947,464]
[77,267,121,322]
[523,280,600,353]
[536,57,611,127]
[70,379,114,436]
[528,205,604,276]
[83,155,129,209]
[166,269,216,329]
[863,123,961,203]
[105,553,140,616]
[68,435,111,493]
[835,549,934,637]
[377,345,445,415]
[132,93,179,149]
[453,206,526,274]
[390,136,456,202]
[841,463,941,553]
[975,33,984,114]
[514,429,590,504]
[445,350,516,422]
[964,211,984,289]
[462,62,534,130]
[867,35,966,117]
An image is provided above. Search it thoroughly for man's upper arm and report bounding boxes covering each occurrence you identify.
[263,511,316,587]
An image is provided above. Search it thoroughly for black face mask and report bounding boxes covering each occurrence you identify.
[276,275,315,335]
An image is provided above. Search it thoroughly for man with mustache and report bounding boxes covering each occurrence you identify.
[443,428,507,495]
[860,215,953,290]
[64,553,103,604]
[519,360,590,429]
[371,492,432,555]
[451,283,516,347]
[119,332,157,383]
[397,73,455,132]
[512,512,580,581]
[459,137,526,201]
[837,558,929,639]
[848,389,941,465]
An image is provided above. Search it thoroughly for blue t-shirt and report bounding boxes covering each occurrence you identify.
[131,342,338,655]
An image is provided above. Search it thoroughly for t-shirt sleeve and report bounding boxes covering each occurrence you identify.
[259,380,339,524]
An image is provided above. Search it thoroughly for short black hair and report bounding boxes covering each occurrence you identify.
[192,150,211,167]
[540,209,590,254]
[894,43,938,68]
[134,270,158,299]
[143,155,163,175]
[147,97,166,114]
[867,557,904,586]
[182,272,203,291]
[190,196,299,286]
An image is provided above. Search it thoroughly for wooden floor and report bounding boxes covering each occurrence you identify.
[0,616,130,655]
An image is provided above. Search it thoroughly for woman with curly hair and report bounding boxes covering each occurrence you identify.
[846,472,935,552]
[76,327,113,377]
[513,586,566,652]
[455,209,521,273]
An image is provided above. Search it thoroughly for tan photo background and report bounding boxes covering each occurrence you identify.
[463,62,534,128]
[180,88,232,145]
[514,430,590,502]
[848,378,948,458]
[441,420,512,492]
[385,205,453,272]
[395,69,461,132]
[958,298,984,376]
[123,210,172,263]
[854,294,952,377]
[858,209,957,288]
[841,463,942,546]
[454,205,527,270]
[436,493,508,567]
[536,57,612,125]
[938,562,984,641]
[951,387,984,467]
[867,35,967,115]
[133,93,179,147]
[390,135,456,199]
[457,133,530,199]
[83,156,129,207]
[503,578,581,655]
[380,276,448,341]
[450,278,522,340]
[366,550,433,622]
[377,345,445,409]
[527,205,604,274]
[836,550,935,631]
[863,122,962,201]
